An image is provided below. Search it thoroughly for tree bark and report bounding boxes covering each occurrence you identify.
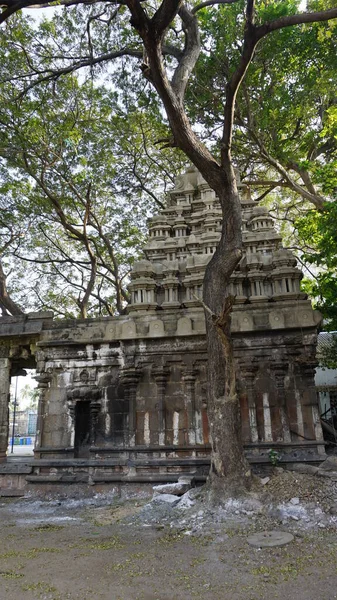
[202,165,251,496]
[0,259,24,316]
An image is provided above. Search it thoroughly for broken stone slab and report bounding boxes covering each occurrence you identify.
[151,493,181,506]
[176,490,196,509]
[153,481,192,497]
[247,530,294,548]
[290,497,300,505]
[178,475,195,486]
[260,476,270,486]
[288,463,319,475]
[319,456,337,472]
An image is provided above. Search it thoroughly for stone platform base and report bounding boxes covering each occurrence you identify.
[0,440,326,497]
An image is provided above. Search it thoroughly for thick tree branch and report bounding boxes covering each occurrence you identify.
[242,179,288,188]
[0,258,24,316]
[171,4,200,102]
[256,8,337,40]
[288,160,321,199]
[192,0,238,14]
[221,3,337,167]
[0,0,102,24]
[151,0,182,39]
[221,0,257,164]
[126,3,222,189]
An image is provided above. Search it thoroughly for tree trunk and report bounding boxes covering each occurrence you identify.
[0,259,24,316]
[203,166,251,497]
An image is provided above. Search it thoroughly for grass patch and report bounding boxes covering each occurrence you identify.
[0,570,24,579]
[22,581,57,592]
[155,532,184,546]
[70,535,124,551]
[33,524,64,532]
[0,550,21,559]
[24,547,61,559]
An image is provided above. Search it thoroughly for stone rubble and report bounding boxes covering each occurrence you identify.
[1,463,337,540]
[129,461,337,535]
[289,457,337,480]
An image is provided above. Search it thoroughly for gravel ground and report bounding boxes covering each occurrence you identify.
[0,468,337,600]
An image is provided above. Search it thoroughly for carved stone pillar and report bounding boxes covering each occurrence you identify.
[34,372,52,454]
[90,401,101,445]
[240,365,259,443]
[183,367,198,445]
[152,365,170,446]
[273,362,291,442]
[0,350,10,462]
[120,367,142,446]
[296,361,322,441]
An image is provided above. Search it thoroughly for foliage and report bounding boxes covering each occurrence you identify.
[18,383,39,409]
[296,201,337,330]
[188,0,337,209]
[317,334,337,369]
[0,15,187,317]
[268,448,280,467]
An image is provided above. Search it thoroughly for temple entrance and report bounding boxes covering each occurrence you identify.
[74,401,91,458]
[8,368,37,457]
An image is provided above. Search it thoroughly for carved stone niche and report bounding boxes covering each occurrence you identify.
[66,370,101,454]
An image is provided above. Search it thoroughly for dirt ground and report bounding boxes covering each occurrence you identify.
[0,478,337,600]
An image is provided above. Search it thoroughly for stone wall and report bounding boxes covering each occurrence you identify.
[0,299,323,473]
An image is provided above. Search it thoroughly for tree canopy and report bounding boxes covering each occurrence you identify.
[0,21,187,316]
[188,0,337,208]
[1,1,336,319]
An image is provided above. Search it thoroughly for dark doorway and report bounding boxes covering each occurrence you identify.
[74,401,91,458]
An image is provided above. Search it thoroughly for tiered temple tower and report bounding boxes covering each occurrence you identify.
[128,165,306,312]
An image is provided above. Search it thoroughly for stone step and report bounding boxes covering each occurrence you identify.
[26,473,88,484]
[0,488,25,497]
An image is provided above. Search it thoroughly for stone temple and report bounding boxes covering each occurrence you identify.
[0,166,324,490]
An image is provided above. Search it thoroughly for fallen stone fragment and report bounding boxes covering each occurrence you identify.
[319,456,337,472]
[247,530,294,548]
[176,490,196,509]
[153,481,191,497]
[290,497,300,505]
[260,477,270,486]
[151,493,180,506]
[178,475,195,485]
[288,463,319,475]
